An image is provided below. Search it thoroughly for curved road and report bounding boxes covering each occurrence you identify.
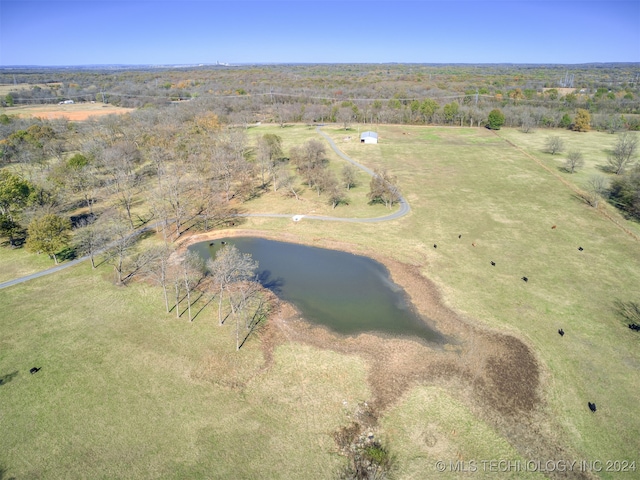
[0,127,410,290]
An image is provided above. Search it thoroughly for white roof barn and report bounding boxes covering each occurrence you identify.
[360,131,378,144]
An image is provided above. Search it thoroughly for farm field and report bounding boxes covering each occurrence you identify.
[1,125,639,479]
[1,102,134,121]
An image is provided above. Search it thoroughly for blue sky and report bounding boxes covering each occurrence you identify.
[1,0,639,65]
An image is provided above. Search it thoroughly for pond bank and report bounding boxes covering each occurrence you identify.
[177,229,576,471]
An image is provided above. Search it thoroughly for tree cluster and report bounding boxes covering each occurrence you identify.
[3,64,639,131]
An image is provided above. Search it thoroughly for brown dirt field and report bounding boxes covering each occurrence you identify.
[179,229,594,479]
[2,102,134,121]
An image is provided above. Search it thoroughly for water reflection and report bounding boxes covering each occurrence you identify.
[189,237,442,342]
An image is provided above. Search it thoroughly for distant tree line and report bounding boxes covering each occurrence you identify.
[2,64,639,129]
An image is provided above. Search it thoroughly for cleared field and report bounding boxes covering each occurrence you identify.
[1,125,639,478]
[1,102,134,121]
[0,83,62,96]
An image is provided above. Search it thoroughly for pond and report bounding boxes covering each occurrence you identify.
[189,237,443,343]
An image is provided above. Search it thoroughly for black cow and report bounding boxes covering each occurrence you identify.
[558,328,565,336]
[490,261,495,266]
[578,247,584,251]
[30,367,41,374]
[433,244,437,248]
[522,276,528,282]
[629,323,640,331]
[458,234,462,239]
[588,402,597,413]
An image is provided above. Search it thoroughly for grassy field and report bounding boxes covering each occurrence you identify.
[1,124,639,478]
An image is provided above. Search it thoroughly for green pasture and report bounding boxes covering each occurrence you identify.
[1,124,639,478]
[0,245,57,283]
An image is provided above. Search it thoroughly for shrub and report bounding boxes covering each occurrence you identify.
[487,109,505,130]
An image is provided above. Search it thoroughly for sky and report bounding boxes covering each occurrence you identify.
[0,0,639,65]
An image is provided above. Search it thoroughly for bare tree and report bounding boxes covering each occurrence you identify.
[100,141,142,228]
[181,250,206,321]
[328,183,348,209]
[158,160,194,239]
[73,216,109,268]
[545,136,565,155]
[256,133,283,189]
[337,107,354,130]
[102,215,136,284]
[607,132,638,175]
[290,139,327,191]
[341,164,357,190]
[564,150,585,174]
[233,280,269,350]
[144,244,176,314]
[207,244,259,326]
[585,175,607,208]
[519,112,536,133]
[368,169,401,209]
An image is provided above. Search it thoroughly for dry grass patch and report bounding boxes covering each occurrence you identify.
[2,102,134,121]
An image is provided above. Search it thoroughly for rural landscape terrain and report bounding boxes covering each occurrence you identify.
[1,63,639,479]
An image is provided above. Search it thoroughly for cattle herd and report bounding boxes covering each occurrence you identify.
[438,227,611,414]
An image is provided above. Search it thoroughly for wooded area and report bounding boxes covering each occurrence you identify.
[1,63,640,343]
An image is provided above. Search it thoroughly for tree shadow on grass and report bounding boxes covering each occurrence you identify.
[56,246,77,262]
[0,370,18,387]
[0,463,17,480]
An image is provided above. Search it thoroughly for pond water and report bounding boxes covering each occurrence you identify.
[189,237,443,342]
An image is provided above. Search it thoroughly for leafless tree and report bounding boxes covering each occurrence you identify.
[102,215,137,284]
[291,139,327,190]
[607,132,638,175]
[564,150,585,174]
[585,175,607,208]
[545,136,565,155]
[181,250,206,321]
[519,112,536,133]
[233,280,269,350]
[158,160,194,239]
[207,244,259,326]
[342,164,357,190]
[100,141,142,228]
[144,244,176,313]
[337,107,354,130]
[368,169,401,209]
[73,216,109,268]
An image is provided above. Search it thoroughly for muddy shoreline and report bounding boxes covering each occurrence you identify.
[179,229,590,478]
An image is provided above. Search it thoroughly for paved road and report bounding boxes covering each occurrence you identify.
[0,127,410,290]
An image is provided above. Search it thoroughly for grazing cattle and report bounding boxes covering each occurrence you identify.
[578,247,584,251]
[558,328,564,336]
[472,243,476,247]
[552,225,557,229]
[629,323,640,331]
[221,241,227,245]
[209,242,215,246]
[458,234,462,239]
[30,367,40,374]
[433,244,437,248]
[588,402,597,413]
[490,261,495,266]
[522,276,528,282]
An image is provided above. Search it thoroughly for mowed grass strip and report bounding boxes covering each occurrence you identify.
[0,262,370,478]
